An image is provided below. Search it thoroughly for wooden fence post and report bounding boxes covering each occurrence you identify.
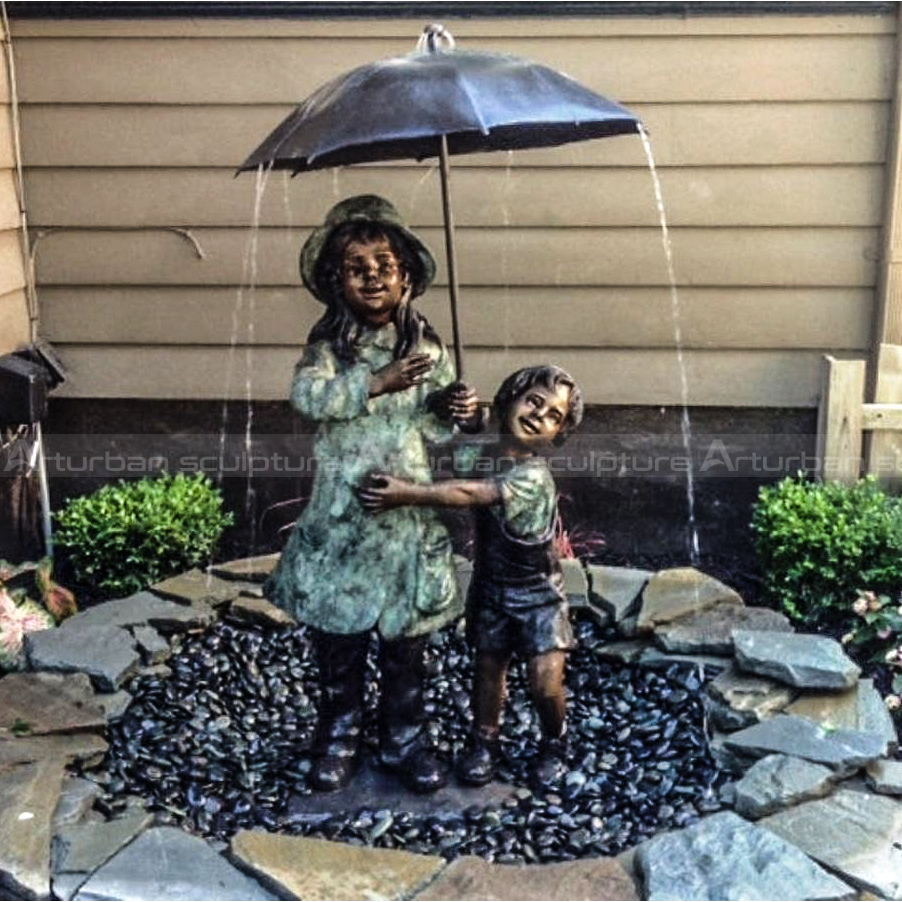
[816,355,865,484]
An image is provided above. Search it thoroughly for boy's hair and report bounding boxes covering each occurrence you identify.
[494,365,584,446]
[308,221,439,363]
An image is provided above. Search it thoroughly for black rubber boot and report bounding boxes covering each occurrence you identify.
[309,630,368,792]
[378,635,448,794]
[457,727,501,786]
[532,733,569,787]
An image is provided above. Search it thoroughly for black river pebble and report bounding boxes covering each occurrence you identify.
[81,614,727,862]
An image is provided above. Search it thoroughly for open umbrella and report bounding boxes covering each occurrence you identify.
[240,24,641,377]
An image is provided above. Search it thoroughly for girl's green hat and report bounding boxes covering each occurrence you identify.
[299,194,437,302]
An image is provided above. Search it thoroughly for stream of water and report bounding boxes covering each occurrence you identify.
[638,125,701,565]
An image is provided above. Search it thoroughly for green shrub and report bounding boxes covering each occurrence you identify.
[751,475,902,626]
[54,473,234,598]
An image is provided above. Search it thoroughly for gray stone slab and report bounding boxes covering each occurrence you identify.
[593,640,647,664]
[733,630,860,690]
[722,714,888,773]
[150,569,244,608]
[637,647,732,675]
[208,553,280,583]
[654,605,791,655]
[634,810,854,900]
[0,757,67,900]
[131,625,170,664]
[733,754,836,819]
[52,778,101,830]
[636,567,744,632]
[25,624,140,691]
[62,591,216,633]
[786,679,899,753]
[706,665,795,728]
[0,672,106,737]
[0,734,108,769]
[413,855,639,901]
[94,691,132,723]
[762,788,902,900]
[232,831,445,902]
[866,758,902,796]
[226,595,295,628]
[73,826,277,901]
[586,564,652,623]
[53,871,88,902]
[53,809,152,875]
[560,557,588,600]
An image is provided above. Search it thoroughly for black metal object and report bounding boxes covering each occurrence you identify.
[0,354,48,425]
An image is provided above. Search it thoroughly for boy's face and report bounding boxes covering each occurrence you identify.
[504,382,571,450]
[341,238,406,327]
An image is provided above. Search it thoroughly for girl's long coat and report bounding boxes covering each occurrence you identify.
[266,323,463,638]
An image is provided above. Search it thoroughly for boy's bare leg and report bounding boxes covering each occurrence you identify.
[458,651,509,785]
[528,650,569,784]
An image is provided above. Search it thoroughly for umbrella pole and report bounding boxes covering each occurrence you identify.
[438,135,464,379]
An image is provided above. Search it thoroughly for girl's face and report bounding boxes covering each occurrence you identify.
[340,237,407,327]
[503,382,571,451]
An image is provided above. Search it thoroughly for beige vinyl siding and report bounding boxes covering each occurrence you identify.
[0,15,28,356]
[10,13,897,405]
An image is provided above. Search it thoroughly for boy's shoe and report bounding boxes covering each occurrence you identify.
[531,735,568,787]
[457,733,500,786]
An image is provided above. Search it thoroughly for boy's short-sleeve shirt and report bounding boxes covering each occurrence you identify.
[499,457,557,539]
[455,443,556,539]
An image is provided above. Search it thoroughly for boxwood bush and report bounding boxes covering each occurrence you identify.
[751,474,902,627]
[54,473,233,599]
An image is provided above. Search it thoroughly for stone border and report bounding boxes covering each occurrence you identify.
[0,554,900,900]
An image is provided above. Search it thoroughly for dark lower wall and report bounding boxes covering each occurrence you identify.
[30,399,818,597]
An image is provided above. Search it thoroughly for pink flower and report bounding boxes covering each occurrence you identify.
[885,694,902,711]
[877,627,894,640]
[852,597,869,616]
[886,647,901,664]
[869,595,883,612]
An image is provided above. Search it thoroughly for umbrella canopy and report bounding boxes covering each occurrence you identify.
[241,25,641,375]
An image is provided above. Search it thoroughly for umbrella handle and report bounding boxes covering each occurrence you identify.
[438,134,464,380]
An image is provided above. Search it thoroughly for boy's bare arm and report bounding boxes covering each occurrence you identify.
[358,473,500,511]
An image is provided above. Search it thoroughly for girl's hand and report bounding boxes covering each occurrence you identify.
[370,354,434,397]
[357,472,412,512]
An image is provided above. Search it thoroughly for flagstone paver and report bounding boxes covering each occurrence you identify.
[636,567,743,632]
[413,855,639,900]
[653,604,790,655]
[0,733,108,769]
[866,758,902,795]
[733,630,860,690]
[0,757,67,900]
[208,554,280,583]
[635,810,855,900]
[723,714,889,773]
[761,788,902,900]
[63,591,216,632]
[25,625,141,691]
[226,595,295,628]
[733,754,836,819]
[0,672,106,738]
[75,827,277,901]
[52,777,101,830]
[706,665,795,728]
[230,831,445,901]
[587,564,652,623]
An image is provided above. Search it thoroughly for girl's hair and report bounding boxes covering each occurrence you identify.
[307,221,440,363]
[494,365,584,446]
